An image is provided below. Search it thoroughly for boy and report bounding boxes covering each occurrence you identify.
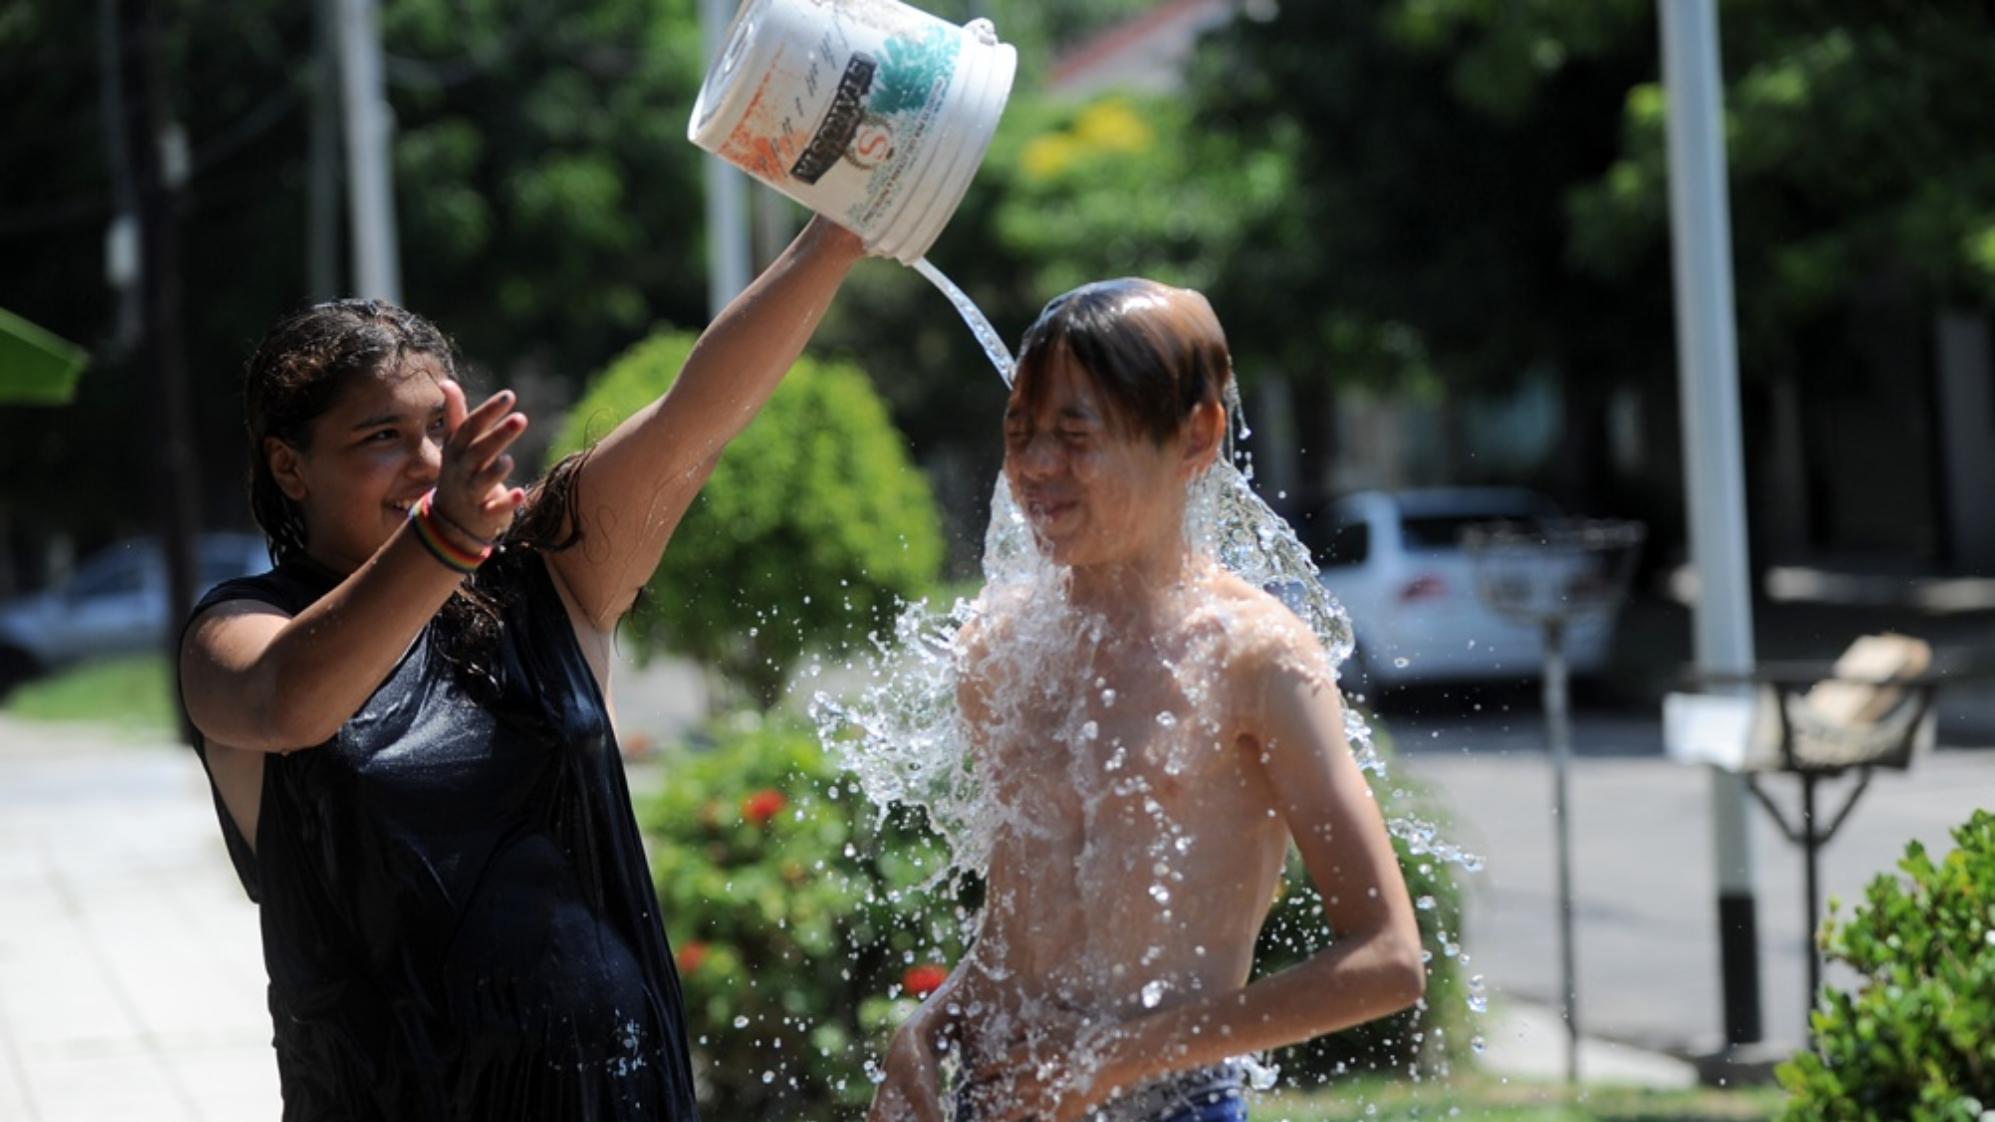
[870,280,1425,1122]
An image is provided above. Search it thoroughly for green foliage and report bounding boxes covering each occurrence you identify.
[640,715,970,1117]
[0,0,712,541]
[1775,810,1995,1121]
[2,655,175,733]
[991,94,1296,300]
[555,330,943,705]
[1268,1072,1782,1120]
[641,715,1471,1116]
[1252,729,1472,1082]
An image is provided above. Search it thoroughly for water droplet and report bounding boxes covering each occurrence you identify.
[1415,894,1436,911]
[732,1016,749,1028]
[1079,720,1099,741]
[1140,980,1165,1008]
[1393,656,1411,669]
[1149,883,1171,904]
[1156,711,1178,728]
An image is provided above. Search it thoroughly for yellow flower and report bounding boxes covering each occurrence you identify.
[1021,132,1081,182]
[1072,98,1154,155]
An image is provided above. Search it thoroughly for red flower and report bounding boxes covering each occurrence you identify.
[742,789,788,826]
[676,941,710,974]
[902,964,948,997]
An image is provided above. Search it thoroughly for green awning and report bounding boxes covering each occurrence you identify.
[0,307,88,405]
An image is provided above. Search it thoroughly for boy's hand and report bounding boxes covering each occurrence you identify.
[868,1026,946,1122]
[963,1016,1138,1122]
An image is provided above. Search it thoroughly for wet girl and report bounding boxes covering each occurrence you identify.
[179,217,864,1120]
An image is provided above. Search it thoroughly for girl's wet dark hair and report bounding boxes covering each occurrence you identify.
[1011,278,1233,444]
[242,299,588,684]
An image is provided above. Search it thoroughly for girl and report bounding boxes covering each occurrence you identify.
[179,217,864,1120]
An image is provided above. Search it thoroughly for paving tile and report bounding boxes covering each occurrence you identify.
[17,1044,195,1122]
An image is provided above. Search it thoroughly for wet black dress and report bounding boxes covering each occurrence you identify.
[183,550,700,1122]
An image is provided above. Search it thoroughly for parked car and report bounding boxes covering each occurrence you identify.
[0,533,271,689]
[1303,488,1620,690]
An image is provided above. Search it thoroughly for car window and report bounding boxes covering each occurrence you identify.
[198,543,266,588]
[1317,521,1370,567]
[1400,513,1544,551]
[66,556,148,599]
[200,556,248,587]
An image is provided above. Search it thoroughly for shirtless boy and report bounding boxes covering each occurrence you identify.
[868,279,1425,1122]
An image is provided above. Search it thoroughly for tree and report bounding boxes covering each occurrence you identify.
[0,0,714,548]
[554,329,943,707]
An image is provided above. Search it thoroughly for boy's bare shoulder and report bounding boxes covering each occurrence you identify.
[1193,570,1337,685]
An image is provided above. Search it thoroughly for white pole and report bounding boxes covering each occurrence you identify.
[1657,0,1762,1046]
[700,0,753,316]
[337,0,401,303]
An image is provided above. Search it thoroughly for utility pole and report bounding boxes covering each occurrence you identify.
[336,0,400,302]
[1657,0,1763,1048]
[309,0,343,300]
[700,0,752,315]
[110,0,201,743]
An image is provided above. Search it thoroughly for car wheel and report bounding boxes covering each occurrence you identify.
[0,644,41,702]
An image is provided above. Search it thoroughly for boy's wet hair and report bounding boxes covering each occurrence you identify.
[1011,278,1233,444]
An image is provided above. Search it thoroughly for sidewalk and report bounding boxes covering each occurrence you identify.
[0,720,276,1121]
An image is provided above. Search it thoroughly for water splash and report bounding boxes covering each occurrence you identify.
[913,257,1016,384]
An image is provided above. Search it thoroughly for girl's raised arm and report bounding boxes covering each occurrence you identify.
[545,216,866,632]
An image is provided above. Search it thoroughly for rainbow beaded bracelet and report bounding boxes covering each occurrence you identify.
[408,490,492,575]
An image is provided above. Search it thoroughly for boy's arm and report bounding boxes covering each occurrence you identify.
[1096,642,1425,1087]
[543,216,865,632]
[868,635,994,1122]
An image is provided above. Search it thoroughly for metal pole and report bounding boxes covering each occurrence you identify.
[1801,773,1820,1017]
[1544,618,1580,1084]
[1657,0,1763,1047]
[309,0,343,300]
[114,0,201,745]
[700,0,752,315]
[336,0,401,302]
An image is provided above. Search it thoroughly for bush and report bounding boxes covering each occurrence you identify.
[1776,809,1995,1121]
[643,717,1472,1117]
[555,330,944,706]
[641,715,972,1118]
[1251,727,1473,1083]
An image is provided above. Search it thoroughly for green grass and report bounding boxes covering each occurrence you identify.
[1262,1074,1783,1122]
[3,654,176,733]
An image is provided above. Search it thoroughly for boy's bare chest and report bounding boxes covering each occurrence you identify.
[990,646,1251,818]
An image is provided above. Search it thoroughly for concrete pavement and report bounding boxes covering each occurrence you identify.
[0,719,277,1122]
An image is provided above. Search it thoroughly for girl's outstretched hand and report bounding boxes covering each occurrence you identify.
[433,379,529,544]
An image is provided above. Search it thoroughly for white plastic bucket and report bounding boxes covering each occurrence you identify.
[688,0,1017,265]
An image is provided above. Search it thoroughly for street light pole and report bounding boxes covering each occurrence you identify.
[699,0,752,315]
[109,0,200,744]
[336,0,401,303]
[1657,0,1764,1048]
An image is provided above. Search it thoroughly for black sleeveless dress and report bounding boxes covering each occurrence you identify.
[182,550,700,1122]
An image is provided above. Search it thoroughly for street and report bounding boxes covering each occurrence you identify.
[1390,704,1993,1059]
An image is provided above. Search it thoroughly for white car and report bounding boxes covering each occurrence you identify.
[0,533,271,688]
[1306,489,1620,690]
